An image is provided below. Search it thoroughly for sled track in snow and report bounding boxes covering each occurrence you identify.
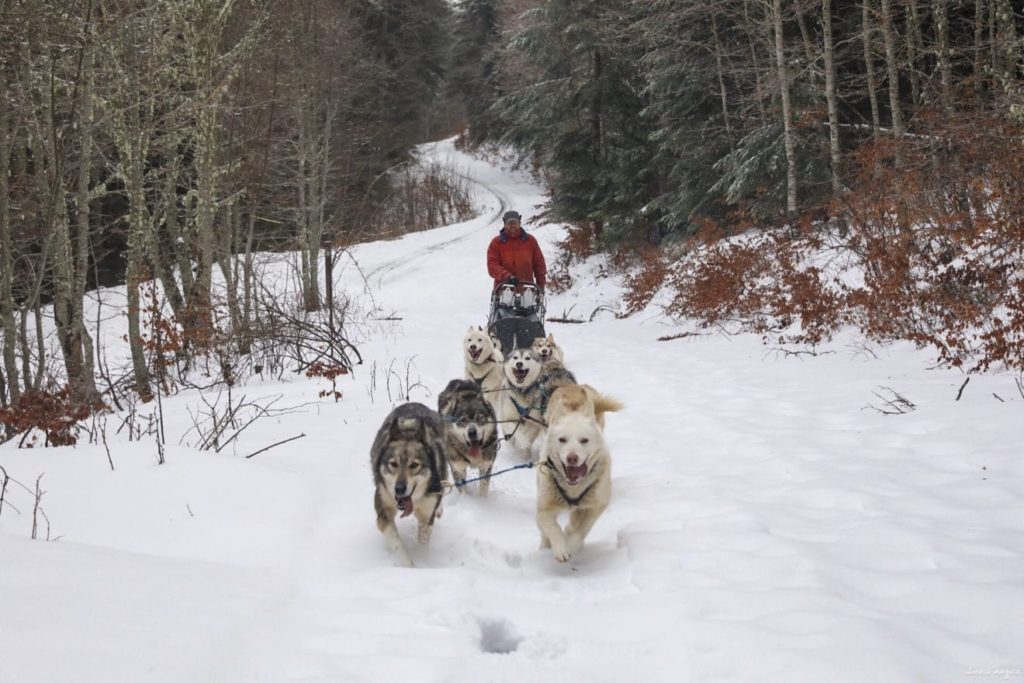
[365,175,512,288]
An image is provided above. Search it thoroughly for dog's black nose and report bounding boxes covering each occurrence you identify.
[467,426,478,440]
[566,454,579,466]
[394,482,407,497]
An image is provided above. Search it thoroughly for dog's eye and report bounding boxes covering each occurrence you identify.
[408,462,421,471]
[580,438,589,445]
[388,459,399,469]
[558,436,567,443]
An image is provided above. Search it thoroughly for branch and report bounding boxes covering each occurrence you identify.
[245,433,305,459]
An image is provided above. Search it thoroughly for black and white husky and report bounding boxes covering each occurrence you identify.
[370,403,449,567]
[497,348,576,460]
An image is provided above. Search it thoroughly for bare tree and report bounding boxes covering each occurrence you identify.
[862,0,882,142]
[822,0,841,196]
[0,65,19,404]
[880,0,905,165]
[771,0,799,216]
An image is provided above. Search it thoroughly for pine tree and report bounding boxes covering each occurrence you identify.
[353,0,453,155]
[496,0,660,243]
[450,0,502,144]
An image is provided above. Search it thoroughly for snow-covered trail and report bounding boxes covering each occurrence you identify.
[236,141,1022,681]
[1,139,1020,683]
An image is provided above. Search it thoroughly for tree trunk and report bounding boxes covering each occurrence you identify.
[862,0,882,142]
[217,202,243,337]
[974,0,986,92]
[711,14,733,139]
[240,209,256,355]
[71,38,99,404]
[794,2,818,89]
[124,131,153,402]
[772,0,799,217]
[19,305,33,392]
[162,165,191,316]
[880,0,905,156]
[187,109,217,343]
[0,70,19,404]
[822,0,842,196]
[935,0,953,112]
[905,0,922,108]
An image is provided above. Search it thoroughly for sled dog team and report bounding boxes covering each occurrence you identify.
[371,329,622,567]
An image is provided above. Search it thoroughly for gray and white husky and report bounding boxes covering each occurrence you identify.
[463,325,503,414]
[530,333,565,365]
[370,403,449,567]
[497,348,576,460]
[438,379,499,496]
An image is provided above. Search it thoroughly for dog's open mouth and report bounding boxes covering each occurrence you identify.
[466,438,483,458]
[539,349,550,359]
[564,462,588,485]
[512,367,529,383]
[468,347,482,361]
[397,495,414,518]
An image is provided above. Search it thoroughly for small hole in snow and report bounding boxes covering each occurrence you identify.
[478,618,523,654]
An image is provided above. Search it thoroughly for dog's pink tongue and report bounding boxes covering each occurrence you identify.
[468,444,482,458]
[565,463,588,483]
[398,496,414,518]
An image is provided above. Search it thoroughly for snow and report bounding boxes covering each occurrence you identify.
[2,138,1022,682]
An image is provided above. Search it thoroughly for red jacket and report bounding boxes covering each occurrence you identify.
[487,229,547,291]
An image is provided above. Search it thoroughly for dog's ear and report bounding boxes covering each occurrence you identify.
[477,325,484,332]
[547,333,555,343]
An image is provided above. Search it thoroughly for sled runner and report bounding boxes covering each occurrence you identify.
[488,282,545,352]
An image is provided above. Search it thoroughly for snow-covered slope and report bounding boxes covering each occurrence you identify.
[1,139,1021,682]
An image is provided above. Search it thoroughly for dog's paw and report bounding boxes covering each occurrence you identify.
[417,525,433,545]
[550,541,572,563]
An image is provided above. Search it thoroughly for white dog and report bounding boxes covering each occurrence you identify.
[463,325,503,414]
[536,411,612,563]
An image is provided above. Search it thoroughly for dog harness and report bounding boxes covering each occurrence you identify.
[546,457,598,507]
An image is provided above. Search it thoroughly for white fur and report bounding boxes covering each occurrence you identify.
[497,348,545,460]
[463,325,503,414]
[536,412,611,563]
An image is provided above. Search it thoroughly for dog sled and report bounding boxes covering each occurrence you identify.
[488,281,545,353]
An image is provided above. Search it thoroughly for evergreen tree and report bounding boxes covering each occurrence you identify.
[450,0,502,144]
[495,0,662,243]
[353,0,454,156]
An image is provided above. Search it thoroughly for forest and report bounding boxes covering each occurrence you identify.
[1,0,1023,438]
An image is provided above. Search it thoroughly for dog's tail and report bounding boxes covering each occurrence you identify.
[593,393,624,421]
[583,385,623,425]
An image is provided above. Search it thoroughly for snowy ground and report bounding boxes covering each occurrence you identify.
[1,139,1022,682]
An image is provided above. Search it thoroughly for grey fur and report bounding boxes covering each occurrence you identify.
[438,379,499,496]
[370,402,450,566]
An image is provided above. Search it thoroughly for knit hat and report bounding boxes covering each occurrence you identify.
[502,210,522,223]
